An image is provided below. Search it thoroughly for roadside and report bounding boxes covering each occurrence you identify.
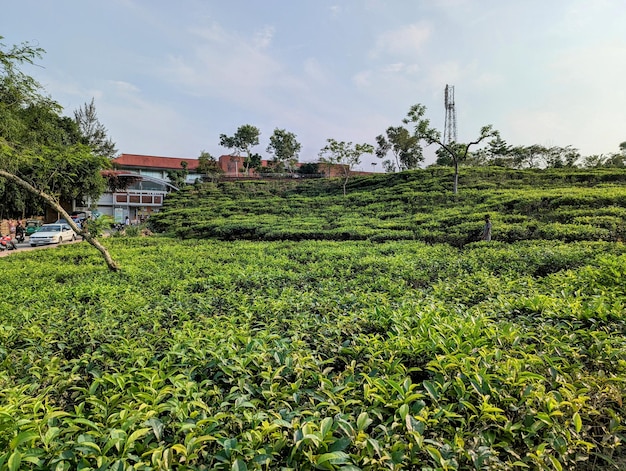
[0,236,84,257]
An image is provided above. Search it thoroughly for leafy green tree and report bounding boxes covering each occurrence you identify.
[197,150,222,182]
[483,135,515,167]
[0,37,118,270]
[166,160,189,188]
[375,125,423,172]
[267,128,301,174]
[297,162,321,176]
[319,138,374,196]
[404,103,497,193]
[534,145,579,168]
[219,124,261,175]
[604,153,626,167]
[74,98,117,159]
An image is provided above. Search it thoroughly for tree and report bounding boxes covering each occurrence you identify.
[542,145,580,168]
[219,124,261,175]
[197,150,222,182]
[404,103,497,193]
[318,138,374,196]
[266,128,301,174]
[297,162,321,176]
[166,160,189,188]
[0,37,118,271]
[74,98,117,159]
[375,126,423,172]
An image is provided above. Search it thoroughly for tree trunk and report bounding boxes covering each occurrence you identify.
[453,160,459,194]
[0,170,120,271]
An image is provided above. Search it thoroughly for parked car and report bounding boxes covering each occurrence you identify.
[25,219,43,236]
[29,224,76,246]
[55,217,82,229]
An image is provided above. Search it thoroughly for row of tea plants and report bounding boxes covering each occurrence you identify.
[1,237,625,469]
[150,167,626,245]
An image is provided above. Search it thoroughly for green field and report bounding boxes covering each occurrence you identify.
[1,168,626,470]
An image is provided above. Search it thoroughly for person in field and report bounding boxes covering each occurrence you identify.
[482,214,492,241]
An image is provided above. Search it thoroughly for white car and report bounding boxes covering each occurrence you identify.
[30,223,76,246]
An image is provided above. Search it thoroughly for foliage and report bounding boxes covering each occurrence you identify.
[319,139,374,196]
[403,103,497,193]
[375,126,423,172]
[0,37,117,270]
[197,150,223,182]
[0,37,110,215]
[150,167,626,246]
[166,161,189,189]
[297,162,322,176]
[0,237,625,469]
[266,128,301,173]
[73,98,117,159]
[219,124,261,175]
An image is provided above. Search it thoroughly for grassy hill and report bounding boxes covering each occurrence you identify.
[150,167,626,246]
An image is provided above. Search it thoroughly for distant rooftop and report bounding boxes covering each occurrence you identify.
[113,154,200,170]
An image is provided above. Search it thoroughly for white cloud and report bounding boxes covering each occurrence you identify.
[161,21,283,108]
[500,40,626,155]
[424,61,463,89]
[254,25,275,50]
[110,81,140,94]
[303,58,329,85]
[371,22,432,58]
[352,70,372,88]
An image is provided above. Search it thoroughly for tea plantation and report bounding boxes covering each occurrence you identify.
[1,167,625,470]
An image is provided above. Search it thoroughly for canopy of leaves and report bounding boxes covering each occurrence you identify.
[219,124,261,175]
[0,37,109,217]
[375,125,423,172]
[74,97,117,159]
[267,128,301,172]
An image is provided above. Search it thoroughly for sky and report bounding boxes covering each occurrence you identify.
[3,0,626,170]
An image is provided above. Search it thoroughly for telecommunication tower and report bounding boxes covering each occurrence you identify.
[443,84,457,144]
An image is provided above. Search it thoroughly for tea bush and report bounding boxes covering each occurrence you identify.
[1,237,625,469]
[150,167,626,245]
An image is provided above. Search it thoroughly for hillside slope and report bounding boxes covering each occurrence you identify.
[150,167,626,246]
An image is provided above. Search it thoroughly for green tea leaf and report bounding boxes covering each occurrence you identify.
[316,451,350,466]
[10,431,38,450]
[573,412,582,433]
[232,458,248,471]
[7,451,21,471]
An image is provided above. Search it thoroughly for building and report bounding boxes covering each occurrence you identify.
[78,153,372,221]
[112,153,202,183]
[82,154,202,222]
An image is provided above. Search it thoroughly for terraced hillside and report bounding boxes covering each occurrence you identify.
[150,167,626,245]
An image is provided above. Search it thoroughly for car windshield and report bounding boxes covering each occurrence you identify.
[39,225,61,232]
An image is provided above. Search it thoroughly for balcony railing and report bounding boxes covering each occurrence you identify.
[112,190,166,206]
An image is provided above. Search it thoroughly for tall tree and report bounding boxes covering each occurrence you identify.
[0,37,118,270]
[166,161,189,188]
[404,103,497,193]
[318,139,374,196]
[197,150,222,182]
[74,98,117,159]
[267,128,301,173]
[542,145,580,168]
[219,124,261,175]
[375,125,423,172]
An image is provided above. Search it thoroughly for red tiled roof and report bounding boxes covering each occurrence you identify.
[113,154,199,170]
